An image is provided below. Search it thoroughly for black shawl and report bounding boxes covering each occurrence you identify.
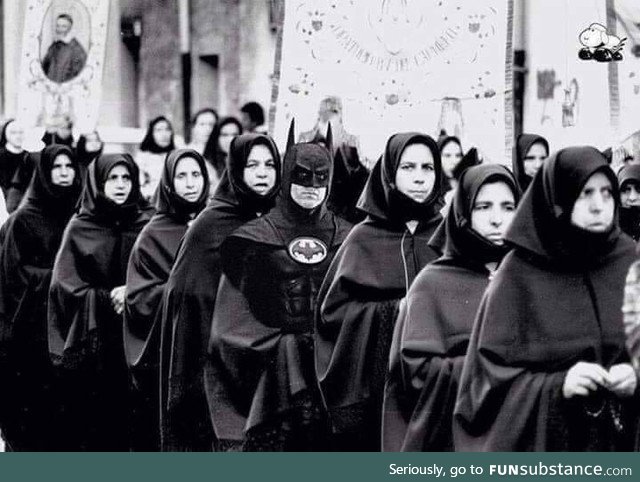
[618,164,640,241]
[139,116,176,154]
[203,117,244,178]
[0,145,82,450]
[512,133,549,191]
[159,134,280,451]
[454,146,638,451]
[382,165,520,452]
[315,132,443,451]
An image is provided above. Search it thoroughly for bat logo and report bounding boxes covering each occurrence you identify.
[288,237,328,265]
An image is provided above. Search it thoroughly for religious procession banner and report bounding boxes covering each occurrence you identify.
[615,0,640,154]
[16,0,109,134]
[272,0,514,165]
[522,0,617,151]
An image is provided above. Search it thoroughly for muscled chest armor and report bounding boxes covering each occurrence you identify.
[243,239,334,334]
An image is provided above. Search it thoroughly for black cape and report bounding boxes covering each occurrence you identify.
[315,132,443,451]
[382,164,520,452]
[124,149,209,450]
[454,147,639,451]
[48,153,151,450]
[159,134,280,451]
[206,139,352,450]
[0,145,82,450]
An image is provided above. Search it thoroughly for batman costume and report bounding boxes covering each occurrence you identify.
[205,123,352,451]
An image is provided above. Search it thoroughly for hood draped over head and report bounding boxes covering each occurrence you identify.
[79,153,146,223]
[436,163,520,265]
[505,146,620,266]
[357,132,442,224]
[28,144,82,216]
[156,148,210,221]
[213,133,281,214]
[139,116,175,154]
[203,116,244,175]
[617,164,640,241]
[512,133,549,190]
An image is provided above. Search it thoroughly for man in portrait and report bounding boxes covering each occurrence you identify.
[42,13,87,83]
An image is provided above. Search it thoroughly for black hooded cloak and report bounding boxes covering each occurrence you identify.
[48,153,152,451]
[382,164,520,452]
[512,133,549,191]
[159,134,281,451]
[206,137,352,451]
[453,146,638,451]
[0,145,82,450]
[124,149,209,450]
[618,164,640,241]
[315,132,443,451]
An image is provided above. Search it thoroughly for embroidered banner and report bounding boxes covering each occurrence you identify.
[272,0,513,165]
[16,0,109,133]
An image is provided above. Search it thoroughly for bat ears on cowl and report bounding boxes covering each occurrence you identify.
[286,118,296,151]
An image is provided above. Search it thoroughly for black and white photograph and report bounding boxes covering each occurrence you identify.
[0,0,639,458]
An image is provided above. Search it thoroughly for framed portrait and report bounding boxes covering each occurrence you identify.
[16,0,109,132]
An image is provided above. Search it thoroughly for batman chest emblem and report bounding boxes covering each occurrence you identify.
[287,237,328,264]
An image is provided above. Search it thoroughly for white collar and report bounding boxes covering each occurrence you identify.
[405,220,418,234]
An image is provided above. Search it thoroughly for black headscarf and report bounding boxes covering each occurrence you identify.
[436,164,520,266]
[156,149,210,222]
[506,146,620,266]
[139,116,175,154]
[203,116,243,176]
[78,153,147,224]
[28,145,82,217]
[214,133,281,214]
[451,147,482,180]
[75,132,104,167]
[512,133,549,190]
[617,164,640,241]
[357,132,442,225]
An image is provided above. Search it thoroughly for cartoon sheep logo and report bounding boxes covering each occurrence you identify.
[579,23,626,62]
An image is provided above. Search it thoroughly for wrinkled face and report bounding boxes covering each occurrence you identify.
[523,142,548,178]
[218,123,241,154]
[570,171,615,233]
[84,132,103,153]
[55,17,72,37]
[470,181,516,246]
[289,149,331,210]
[621,181,640,208]
[173,156,204,203]
[4,121,24,149]
[243,144,277,196]
[152,120,172,148]
[103,164,133,205]
[395,143,436,203]
[50,153,76,187]
[441,141,463,179]
[192,112,216,144]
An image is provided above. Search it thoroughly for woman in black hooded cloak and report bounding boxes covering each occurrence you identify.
[315,132,443,451]
[382,164,520,452]
[159,133,281,451]
[0,145,82,450]
[454,146,638,451]
[48,153,152,450]
[124,149,209,450]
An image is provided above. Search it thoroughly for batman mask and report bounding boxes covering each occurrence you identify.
[284,143,333,210]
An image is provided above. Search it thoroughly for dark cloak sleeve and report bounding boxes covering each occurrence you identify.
[48,217,142,370]
[453,242,638,452]
[124,214,186,377]
[159,202,251,451]
[382,262,489,452]
[315,218,440,447]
